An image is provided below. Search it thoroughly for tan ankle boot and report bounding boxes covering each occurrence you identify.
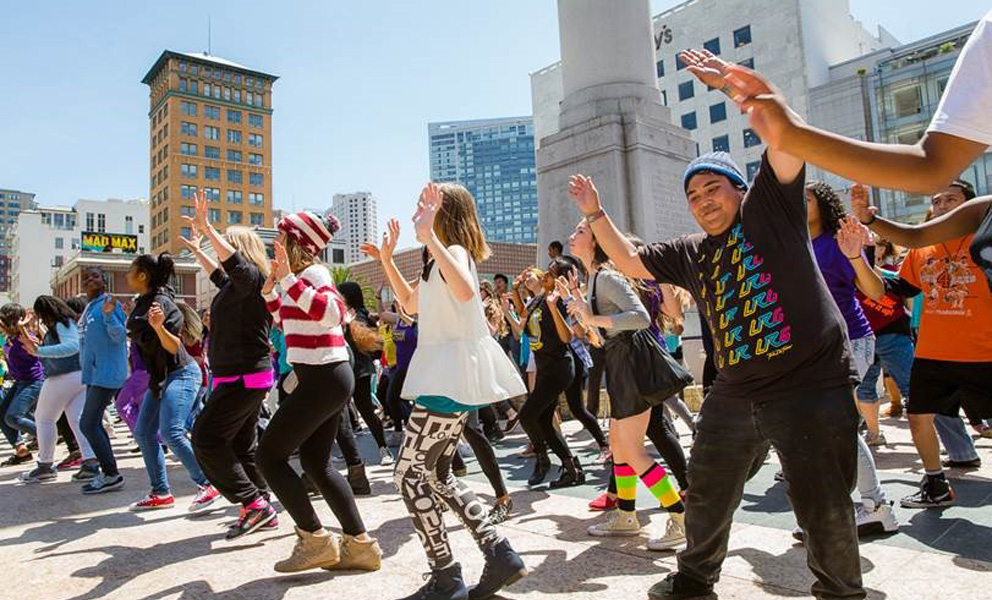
[274,527,340,572]
[323,534,382,571]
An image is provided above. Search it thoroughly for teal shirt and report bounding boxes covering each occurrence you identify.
[415,395,478,414]
[269,328,292,376]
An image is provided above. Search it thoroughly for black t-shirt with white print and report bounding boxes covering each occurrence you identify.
[638,152,856,398]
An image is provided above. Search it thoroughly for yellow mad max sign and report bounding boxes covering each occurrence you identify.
[81,231,139,253]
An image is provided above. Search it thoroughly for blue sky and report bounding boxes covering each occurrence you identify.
[1,1,987,246]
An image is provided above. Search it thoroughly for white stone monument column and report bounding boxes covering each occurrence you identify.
[536,0,698,257]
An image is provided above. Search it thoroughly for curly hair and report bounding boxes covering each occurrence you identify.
[805,181,847,235]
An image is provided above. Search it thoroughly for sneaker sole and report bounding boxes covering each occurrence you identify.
[130,502,175,511]
[228,510,278,540]
[20,476,58,484]
[646,538,687,552]
[587,529,643,537]
[82,481,125,495]
[188,497,220,514]
[275,557,341,573]
[469,566,529,600]
[900,498,955,509]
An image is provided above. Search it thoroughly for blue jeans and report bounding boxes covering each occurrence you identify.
[0,380,41,447]
[135,361,207,495]
[856,333,913,403]
[934,415,980,462]
[79,386,121,477]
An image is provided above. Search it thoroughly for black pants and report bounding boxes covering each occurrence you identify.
[564,356,607,447]
[386,367,412,432]
[276,371,290,406]
[352,375,387,448]
[335,409,364,467]
[519,355,574,463]
[57,413,78,453]
[452,410,508,498]
[258,362,365,535]
[586,346,606,418]
[192,380,269,506]
[678,385,863,600]
[647,405,688,489]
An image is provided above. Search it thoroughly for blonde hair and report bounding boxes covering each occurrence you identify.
[176,301,203,346]
[226,226,270,278]
[284,234,318,274]
[435,184,490,262]
[660,286,693,331]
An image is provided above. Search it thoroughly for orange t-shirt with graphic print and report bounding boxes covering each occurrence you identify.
[900,234,992,362]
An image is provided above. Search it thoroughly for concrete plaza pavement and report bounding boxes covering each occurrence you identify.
[1,409,990,600]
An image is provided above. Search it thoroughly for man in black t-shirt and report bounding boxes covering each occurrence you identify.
[567,54,864,600]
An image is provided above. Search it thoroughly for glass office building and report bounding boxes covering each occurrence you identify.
[428,117,537,244]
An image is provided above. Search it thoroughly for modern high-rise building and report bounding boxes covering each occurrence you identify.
[142,50,277,255]
[531,0,898,184]
[0,189,37,292]
[329,192,378,265]
[428,117,538,244]
[809,21,988,222]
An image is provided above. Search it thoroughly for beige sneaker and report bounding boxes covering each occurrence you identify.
[274,527,340,572]
[323,534,382,571]
[587,509,642,537]
[646,511,686,551]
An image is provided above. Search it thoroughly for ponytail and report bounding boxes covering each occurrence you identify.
[132,252,176,290]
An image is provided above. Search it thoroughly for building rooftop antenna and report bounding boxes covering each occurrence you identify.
[207,15,212,55]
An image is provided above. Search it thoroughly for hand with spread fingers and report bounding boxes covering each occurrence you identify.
[413,183,442,244]
[568,174,602,216]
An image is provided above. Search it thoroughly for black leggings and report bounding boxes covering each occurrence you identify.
[58,413,79,453]
[647,405,689,489]
[335,411,364,467]
[519,355,575,463]
[586,346,606,418]
[386,367,412,433]
[451,410,507,498]
[258,361,365,535]
[564,355,607,447]
[352,375,387,448]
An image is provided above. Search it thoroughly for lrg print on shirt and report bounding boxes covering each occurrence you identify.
[697,223,793,369]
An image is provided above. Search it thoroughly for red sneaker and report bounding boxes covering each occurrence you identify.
[588,492,618,511]
[57,451,83,471]
[189,484,221,513]
[130,493,176,511]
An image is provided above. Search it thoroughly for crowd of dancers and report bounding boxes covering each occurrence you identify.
[2,18,992,600]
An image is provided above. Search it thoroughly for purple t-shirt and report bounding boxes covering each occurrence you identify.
[392,320,418,371]
[812,234,874,342]
[3,337,45,382]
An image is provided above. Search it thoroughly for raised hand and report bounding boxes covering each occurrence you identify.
[102,295,116,315]
[566,295,592,323]
[568,174,602,216]
[836,216,869,259]
[413,184,442,244]
[261,267,277,296]
[382,219,400,262]
[500,293,512,314]
[722,65,795,150]
[148,303,165,329]
[178,227,203,254]
[554,275,572,302]
[680,49,729,90]
[271,241,291,281]
[850,183,877,225]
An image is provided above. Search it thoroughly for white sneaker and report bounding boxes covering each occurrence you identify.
[379,446,394,466]
[856,499,899,536]
[587,509,642,537]
[646,512,686,551]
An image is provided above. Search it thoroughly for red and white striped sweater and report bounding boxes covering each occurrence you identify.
[263,264,349,365]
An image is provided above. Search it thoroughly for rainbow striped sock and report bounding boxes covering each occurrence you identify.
[640,463,684,513]
[614,463,637,512]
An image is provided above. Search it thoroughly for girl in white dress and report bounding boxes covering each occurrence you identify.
[363,183,528,600]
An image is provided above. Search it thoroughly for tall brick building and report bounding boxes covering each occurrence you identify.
[142,51,277,255]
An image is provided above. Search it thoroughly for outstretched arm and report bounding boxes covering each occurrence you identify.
[567,175,653,280]
[851,184,991,248]
[362,218,419,315]
[682,50,803,184]
[720,64,986,194]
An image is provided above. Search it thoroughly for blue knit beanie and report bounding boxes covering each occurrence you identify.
[683,152,748,193]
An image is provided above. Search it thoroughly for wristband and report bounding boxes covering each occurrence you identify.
[845,254,861,260]
[860,213,876,226]
[585,208,607,224]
